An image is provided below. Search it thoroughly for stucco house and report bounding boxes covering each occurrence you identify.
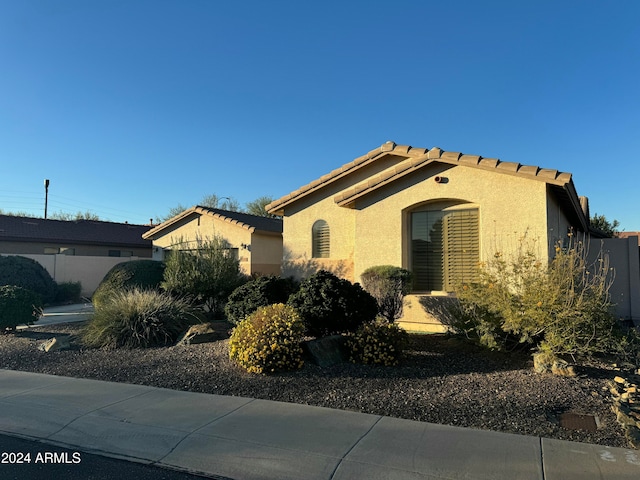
[0,214,152,257]
[0,214,153,296]
[142,206,283,277]
[267,141,639,331]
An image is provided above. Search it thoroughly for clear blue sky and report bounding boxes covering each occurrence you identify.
[1,1,639,229]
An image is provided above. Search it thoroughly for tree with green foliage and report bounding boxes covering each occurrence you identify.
[0,210,101,221]
[156,194,241,223]
[590,213,620,237]
[0,209,31,217]
[49,210,101,221]
[244,196,280,218]
[162,235,247,317]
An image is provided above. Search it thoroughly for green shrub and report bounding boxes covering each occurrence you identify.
[225,275,299,325]
[81,288,198,349]
[54,281,82,304]
[92,260,165,308]
[454,237,625,357]
[229,303,305,374]
[360,265,412,322]
[0,255,56,304]
[346,318,408,366]
[0,285,43,332]
[287,270,378,337]
[162,235,247,317]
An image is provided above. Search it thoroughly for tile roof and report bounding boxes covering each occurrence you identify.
[0,215,153,247]
[267,141,575,215]
[142,206,283,239]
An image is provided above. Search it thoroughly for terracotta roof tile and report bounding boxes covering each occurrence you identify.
[143,207,282,239]
[518,165,540,176]
[440,151,462,162]
[538,169,560,181]
[496,161,521,173]
[478,158,500,168]
[459,154,481,166]
[393,144,412,155]
[427,147,443,159]
[267,141,577,215]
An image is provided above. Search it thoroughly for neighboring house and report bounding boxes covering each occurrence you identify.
[0,214,153,296]
[142,206,283,277]
[267,141,640,331]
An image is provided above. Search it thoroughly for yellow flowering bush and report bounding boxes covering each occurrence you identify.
[347,318,407,366]
[228,303,305,374]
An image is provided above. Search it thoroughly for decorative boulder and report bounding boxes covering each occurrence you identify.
[177,323,219,345]
[533,352,576,377]
[303,335,347,367]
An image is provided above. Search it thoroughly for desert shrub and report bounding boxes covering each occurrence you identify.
[0,285,43,332]
[225,275,299,325]
[347,318,408,366]
[54,281,82,304]
[360,265,412,322]
[454,236,626,357]
[92,260,165,308]
[162,235,247,317]
[228,303,305,374]
[0,255,56,304]
[287,270,378,337]
[81,288,198,349]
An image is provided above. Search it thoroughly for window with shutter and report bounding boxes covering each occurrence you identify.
[312,220,330,258]
[411,207,478,291]
[443,209,479,291]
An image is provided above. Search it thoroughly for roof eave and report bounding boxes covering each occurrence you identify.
[142,207,201,239]
[266,142,420,214]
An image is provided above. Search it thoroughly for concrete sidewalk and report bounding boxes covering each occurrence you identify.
[0,370,639,480]
[16,302,94,330]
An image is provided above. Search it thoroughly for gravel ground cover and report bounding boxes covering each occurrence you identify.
[0,321,631,449]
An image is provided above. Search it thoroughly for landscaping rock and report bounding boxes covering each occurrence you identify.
[177,323,219,345]
[303,335,347,367]
[608,365,640,448]
[533,352,576,377]
[39,336,71,352]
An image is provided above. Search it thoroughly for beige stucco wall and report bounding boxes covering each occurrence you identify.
[281,163,551,287]
[148,213,282,276]
[282,187,356,279]
[351,164,550,282]
[1,253,144,297]
[250,231,283,276]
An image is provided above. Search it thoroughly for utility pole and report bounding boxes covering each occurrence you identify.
[44,179,50,219]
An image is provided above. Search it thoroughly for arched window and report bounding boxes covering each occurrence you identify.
[411,206,479,291]
[312,220,330,258]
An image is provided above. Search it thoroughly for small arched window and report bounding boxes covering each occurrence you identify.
[312,220,330,258]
